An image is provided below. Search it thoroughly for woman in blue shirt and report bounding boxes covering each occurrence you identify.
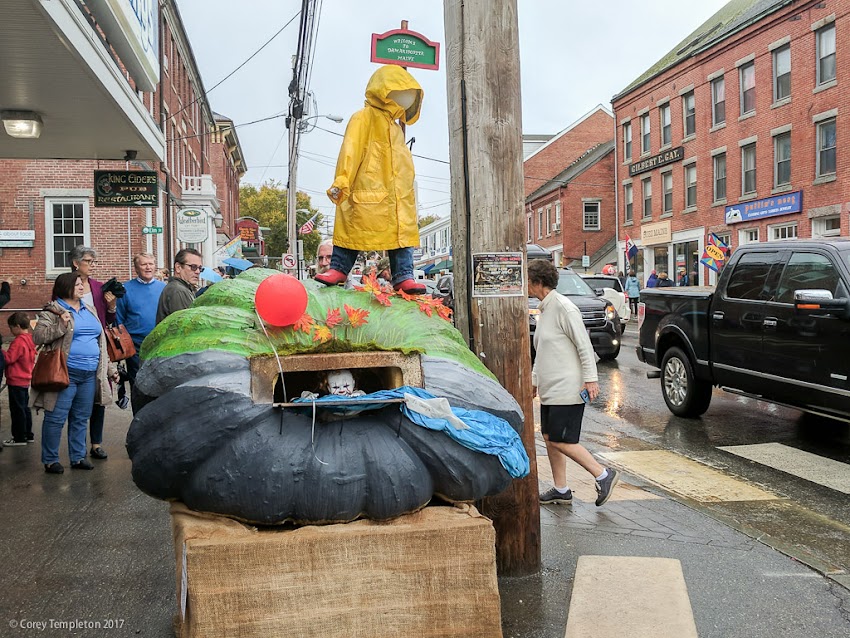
[33,273,117,474]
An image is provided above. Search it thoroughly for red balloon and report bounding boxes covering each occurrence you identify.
[255,274,309,327]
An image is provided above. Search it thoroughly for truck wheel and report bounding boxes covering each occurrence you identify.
[660,347,712,417]
[597,342,621,361]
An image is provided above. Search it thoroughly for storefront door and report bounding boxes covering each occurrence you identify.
[673,240,700,286]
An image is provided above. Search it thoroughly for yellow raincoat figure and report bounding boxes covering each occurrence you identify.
[315,65,427,294]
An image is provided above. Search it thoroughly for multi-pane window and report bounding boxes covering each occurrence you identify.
[641,114,651,154]
[642,178,652,217]
[537,208,544,239]
[711,77,726,125]
[684,165,697,208]
[662,172,673,213]
[774,132,791,186]
[713,153,727,201]
[813,216,841,238]
[527,216,532,242]
[740,228,760,244]
[771,222,798,240]
[741,144,757,195]
[623,122,632,160]
[817,24,836,85]
[624,184,633,222]
[773,45,791,101]
[583,202,601,231]
[682,91,696,137]
[739,62,756,115]
[660,104,671,146]
[48,200,87,272]
[546,205,552,235]
[555,201,562,228]
[817,118,836,176]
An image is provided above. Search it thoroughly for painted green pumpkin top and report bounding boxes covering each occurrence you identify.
[142,268,493,379]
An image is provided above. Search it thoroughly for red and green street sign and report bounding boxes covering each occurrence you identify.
[371,29,440,71]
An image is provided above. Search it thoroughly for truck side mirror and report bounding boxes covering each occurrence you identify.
[794,290,850,319]
[594,288,604,297]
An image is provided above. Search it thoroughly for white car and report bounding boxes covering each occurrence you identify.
[581,275,631,325]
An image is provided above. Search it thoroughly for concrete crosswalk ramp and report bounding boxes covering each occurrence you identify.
[719,443,850,494]
[565,556,698,638]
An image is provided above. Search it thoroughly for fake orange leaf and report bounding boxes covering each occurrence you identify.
[435,303,453,321]
[326,308,343,328]
[418,302,434,317]
[355,272,384,296]
[293,313,315,334]
[373,292,393,307]
[344,304,370,328]
[396,289,417,302]
[312,325,333,343]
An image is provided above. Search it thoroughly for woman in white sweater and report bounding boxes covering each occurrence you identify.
[528,259,620,507]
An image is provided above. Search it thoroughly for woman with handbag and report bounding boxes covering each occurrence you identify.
[67,245,117,459]
[33,272,118,474]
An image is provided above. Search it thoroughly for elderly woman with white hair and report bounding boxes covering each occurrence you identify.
[67,245,116,460]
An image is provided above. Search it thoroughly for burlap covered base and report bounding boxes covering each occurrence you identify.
[171,502,502,638]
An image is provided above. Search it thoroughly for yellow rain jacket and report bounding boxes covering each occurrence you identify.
[328,65,423,251]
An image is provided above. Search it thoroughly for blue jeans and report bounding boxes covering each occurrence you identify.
[330,246,414,286]
[41,367,97,465]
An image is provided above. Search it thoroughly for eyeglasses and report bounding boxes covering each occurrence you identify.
[179,263,202,272]
[80,258,97,264]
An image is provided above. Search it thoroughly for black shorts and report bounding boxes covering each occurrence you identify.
[540,403,585,444]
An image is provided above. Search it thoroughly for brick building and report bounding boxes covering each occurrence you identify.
[613,0,848,286]
[0,0,245,311]
[524,106,616,269]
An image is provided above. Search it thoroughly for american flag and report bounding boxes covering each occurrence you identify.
[299,212,318,235]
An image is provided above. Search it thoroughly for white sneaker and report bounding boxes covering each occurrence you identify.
[2,438,27,447]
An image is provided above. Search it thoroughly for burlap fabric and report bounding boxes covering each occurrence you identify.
[171,502,502,637]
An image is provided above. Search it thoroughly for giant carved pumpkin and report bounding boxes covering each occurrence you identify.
[126,269,526,525]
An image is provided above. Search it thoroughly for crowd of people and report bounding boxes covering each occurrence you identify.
[0,246,210,474]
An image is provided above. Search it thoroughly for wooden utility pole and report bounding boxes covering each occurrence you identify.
[443,0,540,575]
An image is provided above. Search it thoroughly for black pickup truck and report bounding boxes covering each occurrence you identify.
[637,240,850,423]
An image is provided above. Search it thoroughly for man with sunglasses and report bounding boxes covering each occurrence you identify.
[156,248,203,324]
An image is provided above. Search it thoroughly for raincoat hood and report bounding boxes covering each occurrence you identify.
[365,65,423,125]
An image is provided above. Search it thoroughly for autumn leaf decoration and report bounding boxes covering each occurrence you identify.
[354,272,393,307]
[345,304,370,328]
[356,272,453,320]
[292,303,371,343]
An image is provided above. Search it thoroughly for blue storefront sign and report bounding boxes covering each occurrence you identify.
[724,191,802,224]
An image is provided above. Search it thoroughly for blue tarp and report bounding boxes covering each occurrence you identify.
[293,386,530,478]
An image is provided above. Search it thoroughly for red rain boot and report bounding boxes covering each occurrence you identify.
[315,269,348,286]
[394,278,427,295]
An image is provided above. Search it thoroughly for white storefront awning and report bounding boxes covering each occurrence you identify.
[0,0,164,161]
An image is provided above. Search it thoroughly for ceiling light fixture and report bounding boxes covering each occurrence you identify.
[1,110,43,139]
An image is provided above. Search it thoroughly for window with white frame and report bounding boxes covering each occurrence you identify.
[624,184,633,222]
[740,228,760,244]
[741,143,757,195]
[545,205,552,235]
[739,62,756,115]
[623,122,632,160]
[537,208,544,238]
[583,202,600,230]
[817,118,836,176]
[817,24,836,85]
[773,45,791,101]
[660,103,671,146]
[682,91,696,137]
[770,222,798,240]
[813,216,841,238]
[527,215,533,242]
[774,132,791,186]
[684,165,697,208]
[641,114,651,154]
[662,172,673,213]
[713,153,727,201]
[711,77,726,125]
[45,199,89,274]
[642,177,652,218]
[555,201,562,227]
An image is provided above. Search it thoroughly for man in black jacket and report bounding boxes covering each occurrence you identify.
[156,249,203,324]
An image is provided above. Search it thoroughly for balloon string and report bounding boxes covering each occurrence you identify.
[255,308,286,402]
[311,399,328,466]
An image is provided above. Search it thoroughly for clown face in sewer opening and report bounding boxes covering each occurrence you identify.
[316,65,427,295]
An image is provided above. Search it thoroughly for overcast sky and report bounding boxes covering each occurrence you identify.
[178,0,730,224]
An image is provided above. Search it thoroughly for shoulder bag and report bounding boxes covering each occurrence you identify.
[32,346,69,392]
[105,323,137,362]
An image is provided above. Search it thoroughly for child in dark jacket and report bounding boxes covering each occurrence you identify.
[4,312,36,446]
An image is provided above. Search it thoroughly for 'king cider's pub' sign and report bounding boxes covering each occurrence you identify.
[628,146,684,177]
[371,29,440,70]
[94,170,158,207]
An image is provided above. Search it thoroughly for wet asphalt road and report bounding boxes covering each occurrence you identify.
[583,321,850,573]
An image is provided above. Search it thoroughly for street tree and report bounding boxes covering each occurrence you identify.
[418,214,440,228]
[239,180,323,261]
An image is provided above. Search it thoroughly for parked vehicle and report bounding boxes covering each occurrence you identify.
[637,240,850,422]
[530,267,621,361]
[433,274,454,311]
[582,274,631,326]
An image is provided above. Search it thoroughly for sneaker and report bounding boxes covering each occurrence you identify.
[595,469,620,507]
[539,486,573,505]
[27,434,35,443]
[117,396,130,410]
[2,438,27,447]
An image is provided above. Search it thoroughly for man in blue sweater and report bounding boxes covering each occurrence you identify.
[116,253,166,411]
